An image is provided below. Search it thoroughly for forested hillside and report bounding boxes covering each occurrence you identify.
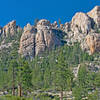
[0,40,100,99]
[0,6,100,100]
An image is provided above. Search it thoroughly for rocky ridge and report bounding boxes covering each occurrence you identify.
[62,6,100,54]
[0,6,100,58]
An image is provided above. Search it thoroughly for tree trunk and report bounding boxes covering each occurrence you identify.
[12,83,15,96]
[12,66,15,96]
[60,91,63,100]
[18,84,22,97]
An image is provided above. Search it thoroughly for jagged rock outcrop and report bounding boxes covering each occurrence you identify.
[64,12,93,46]
[19,23,36,57]
[2,20,17,37]
[86,33,100,54]
[0,6,100,58]
[19,19,62,58]
[87,6,100,28]
[63,22,70,33]
[71,12,92,34]
[64,12,92,46]
[51,21,58,29]
[36,19,61,55]
[63,6,100,54]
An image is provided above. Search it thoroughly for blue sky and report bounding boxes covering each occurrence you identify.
[0,0,99,27]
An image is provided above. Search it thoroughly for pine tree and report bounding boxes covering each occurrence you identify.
[10,60,18,96]
[54,50,73,100]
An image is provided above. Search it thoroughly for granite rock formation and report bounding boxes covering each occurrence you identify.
[64,6,100,54]
[2,20,17,37]
[87,6,100,28]
[86,33,100,54]
[71,12,92,34]
[0,6,100,58]
[19,19,62,58]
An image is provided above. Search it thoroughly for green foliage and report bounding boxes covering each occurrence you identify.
[88,90,99,100]
[94,72,100,88]
[0,96,33,100]
[73,64,88,100]
[73,85,83,100]
[73,63,100,100]
[21,61,32,90]
[54,50,73,91]
[0,34,99,100]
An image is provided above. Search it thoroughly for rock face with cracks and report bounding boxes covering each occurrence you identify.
[19,19,62,58]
